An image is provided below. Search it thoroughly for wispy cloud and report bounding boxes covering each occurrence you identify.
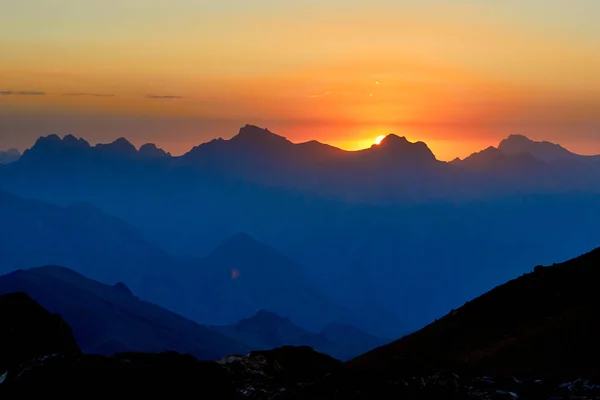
[0,90,46,95]
[145,95,183,99]
[307,92,333,98]
[63,92,115,97]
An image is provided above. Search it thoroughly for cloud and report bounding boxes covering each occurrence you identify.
[63,93,115,97]
[307,92,333,98]
[145,95,183,99]
[0,90,46,95]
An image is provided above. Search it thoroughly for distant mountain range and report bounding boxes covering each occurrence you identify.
[0,266,249,359]
[211,309,390,361]
[3,125,600,332]
[0,265,388,361]
[6,245,600,398]
[0,188,403,337]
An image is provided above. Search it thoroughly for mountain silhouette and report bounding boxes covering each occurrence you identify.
[0,291,80,373]
[0,188,176,294]
[0,266,249,359]
[453,145,543,170]
[498,134,598,163]
[18,134,170,166]
[186,232,371,331]
[5,125,600,334]
[211,309,390,361]
[367,134,437,163]
[349,245,600,379]
[211,310,333,353]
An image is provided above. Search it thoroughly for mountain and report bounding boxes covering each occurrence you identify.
[210,310,334,353]
[183,233,392,333]
[0,148,21,164]
[0,291,80,373]
[498,134,600,163]
[5,126,600,335]
[0,266,249,359]
[0,189,399,336]
[0,291,342,398]
[4,290,600,399]
[211,310,389,361]
[349,245,600,379]
[452,146,543,171]
[0,188,179,300]
[18,134,171,165]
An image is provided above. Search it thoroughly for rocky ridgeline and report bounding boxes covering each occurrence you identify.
[2,291,600,399]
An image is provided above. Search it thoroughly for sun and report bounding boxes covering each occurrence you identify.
[375,135,386,145]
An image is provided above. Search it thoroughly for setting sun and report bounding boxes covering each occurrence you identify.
[375,135,386,145]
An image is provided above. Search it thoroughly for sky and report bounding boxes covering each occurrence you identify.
[1,0,600,160]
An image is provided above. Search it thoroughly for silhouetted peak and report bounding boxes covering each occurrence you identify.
[379,134,410,145]
[139,143,169,158]
[371,134,437,162]
[34,134,61,146]
[62,134,91,149]
[231,125,290,147]
[95,137,137,156]
[31,134,90,149]
[113,282,134,296]
[498,134,576,162]
[21,134,91,161]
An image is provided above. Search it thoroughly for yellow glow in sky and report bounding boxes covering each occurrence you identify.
[1,1,600,160]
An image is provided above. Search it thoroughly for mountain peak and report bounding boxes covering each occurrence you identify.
[138,143,169,158]
[498,134,576,162]
[231,125,290,147]
[370,134,437,162]
[95,137,137,156]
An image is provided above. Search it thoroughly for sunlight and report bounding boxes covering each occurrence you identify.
[375,135,386,145]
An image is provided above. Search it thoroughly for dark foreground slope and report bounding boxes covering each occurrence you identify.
[7,242,600,400]
[0,266,249,359]
[0,292,341,398]
[279,246,600,399]
[349,245,600,379]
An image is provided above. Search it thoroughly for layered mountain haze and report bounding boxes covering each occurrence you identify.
[2,125,600,332]
[210,309,391,361]
[0,267,249,359]
[0,188,400,337]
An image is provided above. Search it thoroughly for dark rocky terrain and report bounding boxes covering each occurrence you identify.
[4,245,600,398]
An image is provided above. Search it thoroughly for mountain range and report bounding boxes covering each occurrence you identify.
[2,125,600,332]
[0,266,249,359]
[211,309,390,361]
[5,244,600,398]
[0,188,403,337]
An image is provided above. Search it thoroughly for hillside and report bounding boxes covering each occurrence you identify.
[348,245,600,379]
[0,266,249,360]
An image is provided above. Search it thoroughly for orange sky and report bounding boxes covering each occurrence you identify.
[1,0,600,160]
